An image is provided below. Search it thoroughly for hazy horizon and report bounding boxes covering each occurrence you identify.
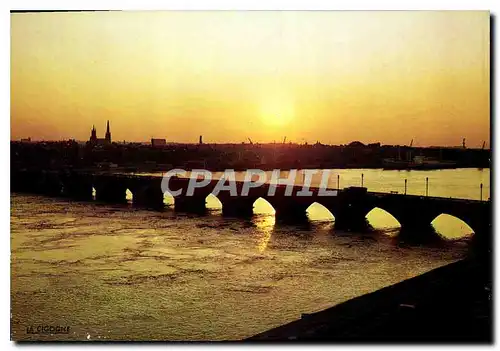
[11,11,490,147]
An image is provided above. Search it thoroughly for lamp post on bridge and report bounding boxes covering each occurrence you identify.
[361,173,364,187]
[404,179,407,195]
[480,183,483,201]
[425,177,429,197]
[337,175,340,191]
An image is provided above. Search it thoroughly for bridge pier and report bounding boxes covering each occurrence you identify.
[333,187,370,232]
[399,220,435,234]
[40,172,64,196]
[20,170,55,195]
[133,188,164,209]
[174,195,207,214]
[334,208,370,232]
[95,185,127,204]
[274,203,309,223]
[399,225,438,242]
[468,215,492,260]
[61,174,94,201]
[220,197,255,217]
[64,182,94,201]
[388,212,441,243]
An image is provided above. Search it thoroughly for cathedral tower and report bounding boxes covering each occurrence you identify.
[105,120,111,143]
[90,125,97,142]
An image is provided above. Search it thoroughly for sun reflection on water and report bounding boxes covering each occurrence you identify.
[254,214,275,253]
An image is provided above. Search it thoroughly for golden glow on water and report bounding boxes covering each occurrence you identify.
[252,198,276,215]
[10,191,472,341]
[306,202,335,221]
[432,214,474,240]
[254,215,276,253]
[92,187,96,200]
[366,207,401,230]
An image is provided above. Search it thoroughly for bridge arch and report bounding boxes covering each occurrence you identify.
[365,207,401,230]
[206,193,223,211]
[125,188,134,203]
[306,202,335,221]
[431,213,475,240]
[253,197,276,215]
[163,191,175,207]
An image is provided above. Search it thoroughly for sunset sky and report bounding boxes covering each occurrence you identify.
[11,11,490,146]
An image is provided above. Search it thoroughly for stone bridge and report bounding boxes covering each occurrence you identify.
[11,169,491,238]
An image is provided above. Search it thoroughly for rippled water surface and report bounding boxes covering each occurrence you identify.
[11,168,488,340]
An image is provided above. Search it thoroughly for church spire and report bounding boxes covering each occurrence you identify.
[90,124,97,141]
[105,120,111,143]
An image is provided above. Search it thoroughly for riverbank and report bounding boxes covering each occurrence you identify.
[247,256,492,342]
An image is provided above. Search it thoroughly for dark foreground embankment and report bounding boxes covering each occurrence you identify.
[247,257,492,343]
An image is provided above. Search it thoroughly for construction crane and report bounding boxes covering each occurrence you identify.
[482,141,486,150]
[462,138,466,149]
[283,136,287,144]
[247,138,253,145]
[409,139,413,147]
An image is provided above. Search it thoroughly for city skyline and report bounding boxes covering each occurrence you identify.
[15,117,488,149]
[11,11,490,147]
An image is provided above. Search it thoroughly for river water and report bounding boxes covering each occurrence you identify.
[10,168,489,341]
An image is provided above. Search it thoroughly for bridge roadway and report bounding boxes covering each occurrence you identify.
[11,169,491,238]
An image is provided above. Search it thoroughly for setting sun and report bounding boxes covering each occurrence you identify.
[261,113,292,127]
[259,99,295,127]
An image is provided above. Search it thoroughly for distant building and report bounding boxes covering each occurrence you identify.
[151,138,167,147]
[88,121,112,146]
[20,137,31,143]
[348,141,365,147]
[199,135,203,144]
